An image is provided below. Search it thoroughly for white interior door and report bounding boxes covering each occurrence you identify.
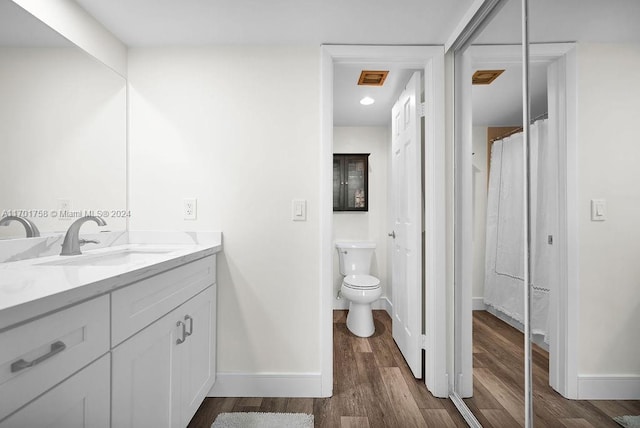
[390,71,422,378]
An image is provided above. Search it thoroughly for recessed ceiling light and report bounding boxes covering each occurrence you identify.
[360,97,375,106]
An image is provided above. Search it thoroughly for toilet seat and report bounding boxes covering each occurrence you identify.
[342,274,380,290]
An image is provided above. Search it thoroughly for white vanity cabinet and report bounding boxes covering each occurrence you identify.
[0,249,218,428]
[111,256,217,428]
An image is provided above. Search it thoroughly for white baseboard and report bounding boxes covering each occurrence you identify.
[472,297,487,311]
[208,372,323,397]
[333,297,349,310]
[377,296,393,315]
[577,375,640,399]
[333,295,393,313]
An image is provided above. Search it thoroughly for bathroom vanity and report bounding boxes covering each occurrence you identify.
[0,232,222,427]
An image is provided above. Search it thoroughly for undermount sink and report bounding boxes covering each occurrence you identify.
[38,249,174,267]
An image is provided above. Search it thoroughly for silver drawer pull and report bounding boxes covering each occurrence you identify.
[11,341,66,373]
[184,315,193,337]
[176,320,187,344]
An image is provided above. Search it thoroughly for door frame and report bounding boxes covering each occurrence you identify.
[320,45,448,397]
[454,42,578,398]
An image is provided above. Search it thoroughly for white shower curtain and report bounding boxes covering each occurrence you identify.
[484,119,557,340]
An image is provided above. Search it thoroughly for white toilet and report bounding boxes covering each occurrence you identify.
[336,241,382,337]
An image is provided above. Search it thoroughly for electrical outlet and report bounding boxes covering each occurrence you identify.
[183,198,197,220]
[57,199,71,221]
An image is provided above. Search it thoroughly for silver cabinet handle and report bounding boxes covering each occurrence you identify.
[184,315,193,337]
[11,341,66,373]
[388,231,396,239]
[176,320,187,344]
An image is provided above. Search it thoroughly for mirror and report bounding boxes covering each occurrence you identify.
[467,6,532,427]
[527,1,640,426]
[0,0,127,239]
[452,0,533,425]
[454,0,640,426]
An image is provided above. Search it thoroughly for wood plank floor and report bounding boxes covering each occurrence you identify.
[188,310,467,427]
[465,310,640,427]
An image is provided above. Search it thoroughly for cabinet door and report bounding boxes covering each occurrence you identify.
[0,354,110,428]
[178,285,217,426]
[111,309,182,428]
[344,155,368,210]
[333,154,369,211]
[333,156,345,210]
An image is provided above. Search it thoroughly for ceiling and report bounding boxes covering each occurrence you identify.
[475,0,640,45]
[12,0,640,127]
[471,0,640,127]
[333,65,418,127]
[472,62,548,127]
[74,0,474,47]
[73,0,475,127]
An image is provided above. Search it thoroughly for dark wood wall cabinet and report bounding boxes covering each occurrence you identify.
[333,154,369,212]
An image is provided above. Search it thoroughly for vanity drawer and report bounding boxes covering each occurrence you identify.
[0,295,109,421]
[111,255,215,346]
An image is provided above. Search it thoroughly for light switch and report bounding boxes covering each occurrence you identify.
[590,199,606,221]
[292,199,306,221]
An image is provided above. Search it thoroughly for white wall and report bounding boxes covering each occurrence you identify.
[0,47,127,237]
[576,43,640,377]
[471,126,488,308]
[128,46,322,393]
[332,126,390,309]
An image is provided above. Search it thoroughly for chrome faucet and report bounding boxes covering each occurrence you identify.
[0,216,41,238]
[60,216,107,256]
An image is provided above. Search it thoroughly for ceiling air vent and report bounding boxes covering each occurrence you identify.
[358,70,389,86]
[472,69,505,85]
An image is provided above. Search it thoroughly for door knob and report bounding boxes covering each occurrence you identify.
[388,231,396,239]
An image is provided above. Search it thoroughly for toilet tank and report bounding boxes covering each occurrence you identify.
[335,241,376,275]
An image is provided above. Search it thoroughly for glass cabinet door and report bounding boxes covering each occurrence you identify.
[333,157,343,210]
[333,154,369,211]
[345,157,366,209]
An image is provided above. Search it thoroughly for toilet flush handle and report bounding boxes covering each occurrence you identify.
[388,231,396,239]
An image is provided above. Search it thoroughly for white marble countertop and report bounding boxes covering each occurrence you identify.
[0,231,222,331]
